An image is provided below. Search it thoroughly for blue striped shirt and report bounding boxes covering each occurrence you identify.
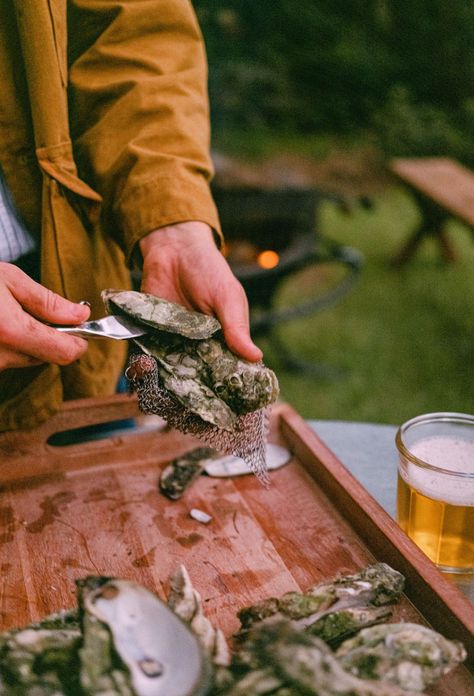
[0,169,36,262]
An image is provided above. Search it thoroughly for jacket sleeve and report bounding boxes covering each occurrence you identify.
[67,0,221,263]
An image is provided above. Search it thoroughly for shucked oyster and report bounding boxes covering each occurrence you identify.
[237,563,405,646]
[78,576,211,696]
[102,290,279,432]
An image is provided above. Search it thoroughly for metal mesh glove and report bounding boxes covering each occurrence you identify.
[126,353,270,483]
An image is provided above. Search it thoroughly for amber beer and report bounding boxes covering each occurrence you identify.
[396,414,474,573]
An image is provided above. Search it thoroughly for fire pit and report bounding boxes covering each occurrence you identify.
[212,185,363,371]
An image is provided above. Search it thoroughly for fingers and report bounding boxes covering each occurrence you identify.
[223,324,263,362]
[0,263,90,370]
[1,263,90,325]
[0,311,89,367]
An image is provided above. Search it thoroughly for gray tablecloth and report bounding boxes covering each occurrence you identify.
[308,419,399,518]
[308,419,474,602]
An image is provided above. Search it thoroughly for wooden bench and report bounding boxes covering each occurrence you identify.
[389,157,474,264]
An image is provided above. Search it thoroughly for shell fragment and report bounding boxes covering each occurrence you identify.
[190,508,213,524]
[203,444,291,478]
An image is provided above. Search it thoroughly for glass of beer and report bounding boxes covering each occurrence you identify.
[396,412,474,573]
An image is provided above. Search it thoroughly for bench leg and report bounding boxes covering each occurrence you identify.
[391,197,456,265]
[391,222,432,266]
[437,229,457,263]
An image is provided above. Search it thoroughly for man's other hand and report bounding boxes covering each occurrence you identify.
[0,262,90,371]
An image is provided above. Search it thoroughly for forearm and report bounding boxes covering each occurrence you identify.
[68,0,220,261]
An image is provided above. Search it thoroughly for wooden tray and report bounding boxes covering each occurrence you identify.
[0,395,472,694]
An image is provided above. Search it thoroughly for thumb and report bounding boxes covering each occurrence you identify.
[214,282,262,362]
[222,322,263,362]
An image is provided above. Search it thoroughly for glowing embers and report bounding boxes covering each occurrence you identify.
[222,240,280,269]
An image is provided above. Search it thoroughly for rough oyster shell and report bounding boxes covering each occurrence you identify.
[237,563,405,637]
[103,289,279,425]
[218,621,422,696]
[159,444,292,500]
[0,624,81,694]
[336,623,467,691]
[159,447,215,500]
[102,289,221,340]
[104,290,278,481]
[167,565,231,668]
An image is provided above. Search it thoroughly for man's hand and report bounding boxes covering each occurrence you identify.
[139,221,262,362]
[0,262,90,372]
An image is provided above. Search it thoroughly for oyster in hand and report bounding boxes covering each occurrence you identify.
[103,290,279,431]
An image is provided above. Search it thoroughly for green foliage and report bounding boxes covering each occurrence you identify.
[259,190,474,423]
[194,0,474,155]
[372,86,474,166]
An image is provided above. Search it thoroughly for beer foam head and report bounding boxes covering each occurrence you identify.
[402,436,474,506]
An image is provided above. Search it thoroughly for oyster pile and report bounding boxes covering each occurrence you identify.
[0,564,466,695]
[211,563,466,696]
[103,290,279,480]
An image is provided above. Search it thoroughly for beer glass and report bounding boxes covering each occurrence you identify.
[396,412,474,573]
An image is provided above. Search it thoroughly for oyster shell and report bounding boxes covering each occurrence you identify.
[214,621,422,696]
[159,444,292,500]
[336,623,467,691]
[159,447,216,500]
[0,624,81,695]
[237,562,405,642]
[305,605,392,646]
[78,576,211,696]
[103,289,221,339]
[167,565,231,668]
[103,289,279,428]
[203,444,291,477]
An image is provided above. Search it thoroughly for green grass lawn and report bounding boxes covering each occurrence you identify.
[256,186,474,424]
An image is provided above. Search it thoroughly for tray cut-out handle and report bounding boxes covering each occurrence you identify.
[0,394,197,483]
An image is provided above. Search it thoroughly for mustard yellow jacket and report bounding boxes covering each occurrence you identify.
[0,0,220,432]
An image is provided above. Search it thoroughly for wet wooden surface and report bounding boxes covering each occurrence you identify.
[0,396,472,694]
